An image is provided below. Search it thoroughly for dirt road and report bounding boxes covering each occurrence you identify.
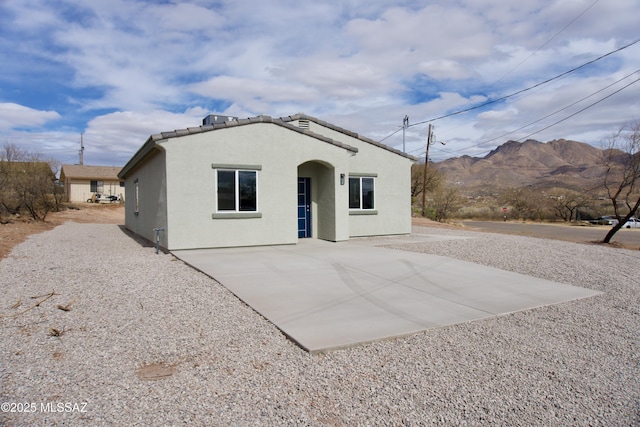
[0,204,124,260]
[462,220,640,250]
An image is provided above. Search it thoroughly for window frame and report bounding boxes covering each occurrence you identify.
[133,178,139,215]
[348,175,376,211]
[214,166,259,214]
[90,180,104,193]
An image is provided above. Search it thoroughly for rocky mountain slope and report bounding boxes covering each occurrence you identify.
[434,139,613,193]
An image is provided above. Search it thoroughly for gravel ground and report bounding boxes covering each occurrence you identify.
[1,222,638,426]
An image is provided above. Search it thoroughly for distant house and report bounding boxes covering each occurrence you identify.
[60,165,123,203]
[118,114,416,251]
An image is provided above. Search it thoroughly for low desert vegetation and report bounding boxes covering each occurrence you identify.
[411,163,464,222]
[413,120,640,238]
[601,120,640,243]
[0,143,63,223]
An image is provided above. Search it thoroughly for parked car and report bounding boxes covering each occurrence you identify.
[590,216,618,225]
[620,218,639,229]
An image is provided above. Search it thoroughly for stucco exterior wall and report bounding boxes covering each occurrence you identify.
[65,179,124,202]
[347,142,412,237]
[298,161,337,240]
[159,123,352,250]
[291,120,413,237]
[120,117,413,251]
[123,150,168,247]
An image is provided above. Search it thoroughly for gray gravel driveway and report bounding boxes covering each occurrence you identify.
[1,222,638,426]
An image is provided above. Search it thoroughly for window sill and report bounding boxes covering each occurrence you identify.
[212,212,262,219]
[349,210,378,215]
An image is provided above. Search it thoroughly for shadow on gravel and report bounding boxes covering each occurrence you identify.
[117,225,159,251]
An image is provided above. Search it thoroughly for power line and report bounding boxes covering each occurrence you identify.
[376,37,640,145]
[423,0,602,150]
[407,37,640,129]
[487,0,600,90]
[517,76,640,141]
[378,127,402,143]
[475,76,639,158]
[410,72,640,160]
[446,70,640,155]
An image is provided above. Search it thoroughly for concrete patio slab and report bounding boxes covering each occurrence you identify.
[173,237,601,353]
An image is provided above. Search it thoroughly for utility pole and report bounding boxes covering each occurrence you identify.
[79,133,85,165]
[421,124,433,217]
[402,115,409,153]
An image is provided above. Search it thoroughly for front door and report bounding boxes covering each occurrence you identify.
[297,177,311,238]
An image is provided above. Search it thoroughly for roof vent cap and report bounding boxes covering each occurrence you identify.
[203,114,238,126]
[298,119,310,129]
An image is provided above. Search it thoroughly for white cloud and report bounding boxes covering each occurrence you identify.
[1,0,639,166]
[0,103,60,131]
[345,5,492,59]
[477,107,519,123]
[417,60,472,80]
[190,76,318,108]
[80,108,209,165]
[288,55,400,100]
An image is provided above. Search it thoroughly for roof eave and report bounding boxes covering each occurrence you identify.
[120,113,422,178]
[120,116,359,177]
[118,135,164,179]
[279,113,417,162]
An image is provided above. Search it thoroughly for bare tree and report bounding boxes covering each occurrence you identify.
[430,185,463,222]
[503,188,533,220]
[0,143,58,221]
[410,162,442,198]
[549,190,591,222]
[0,144,27,217]
[601,121,640,243]
[47,158,65,212]
[501,188,546,221]
[411,162,446,218]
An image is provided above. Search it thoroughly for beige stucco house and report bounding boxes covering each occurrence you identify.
[118,114,416,251]
[60,165,123,202]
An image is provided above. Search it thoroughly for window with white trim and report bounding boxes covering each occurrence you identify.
[216,169,258,212]
[134,178,139,215]
[349,176,375,210]
[90,180,104,193]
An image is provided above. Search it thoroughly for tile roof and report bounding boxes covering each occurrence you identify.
[119,114,416,179]
[278,113,416,161]
[60,165,122,181]
[149,114,360,154]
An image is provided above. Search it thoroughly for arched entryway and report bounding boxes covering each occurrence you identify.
[297,160,336,240]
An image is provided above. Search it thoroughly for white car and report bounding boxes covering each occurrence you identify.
[591,216,618,225]
[621,218,639,229]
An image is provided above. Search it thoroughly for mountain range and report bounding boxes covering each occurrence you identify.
[433,139,615,194]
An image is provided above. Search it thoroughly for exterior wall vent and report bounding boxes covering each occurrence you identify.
[298,119,310,130]
[203,114,239,126]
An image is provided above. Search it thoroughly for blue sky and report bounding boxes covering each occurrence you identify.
[1,0,639,166]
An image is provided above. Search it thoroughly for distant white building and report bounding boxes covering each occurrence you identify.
[60,165,123,202]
